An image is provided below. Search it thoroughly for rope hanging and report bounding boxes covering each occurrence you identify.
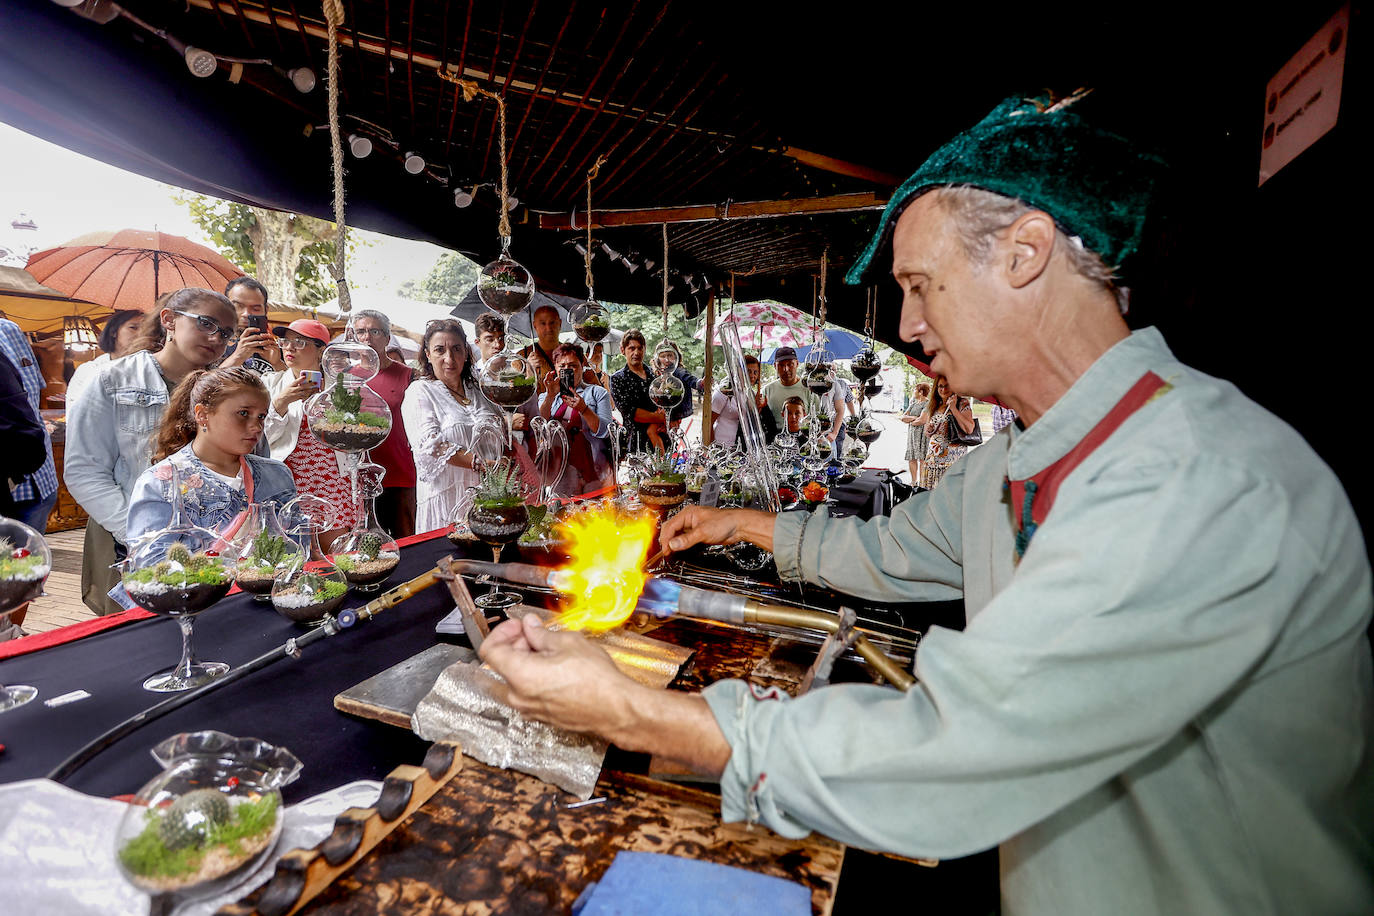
[818,247,829,329]
[585,154,608,298]
[661,223,670,334]
[322,0,351,313]
[437,72,516,243]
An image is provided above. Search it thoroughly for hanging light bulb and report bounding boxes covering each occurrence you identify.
[347,133,373,158]
[403,151,426,175]
[506,194,520,210]
[286,66,316,93]
[453,186,475,208]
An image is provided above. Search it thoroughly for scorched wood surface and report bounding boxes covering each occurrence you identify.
[295,758,843,915]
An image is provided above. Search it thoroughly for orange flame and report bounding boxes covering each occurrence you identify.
[554,505,657,632]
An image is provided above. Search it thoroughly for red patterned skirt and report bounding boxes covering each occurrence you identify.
[285,422,361,529]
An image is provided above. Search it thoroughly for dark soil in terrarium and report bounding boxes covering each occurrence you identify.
[341,554,399,585]
[851,362,881,382]
[271,591,345,624]
[125,580,232,616]
[639,480,687,507]
[806,379,833,395]
[857,429,882,445]
[574,323,611,343]
[649,391,682,409]
[233,566,283,595]
[0,577,44,609]
[480,379,536,409]
[480,287,533,316]
[314,424,389,451]
[468,504,529,546]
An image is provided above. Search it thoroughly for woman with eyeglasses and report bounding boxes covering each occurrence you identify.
[66,287,239,615]
[261,319,359,549]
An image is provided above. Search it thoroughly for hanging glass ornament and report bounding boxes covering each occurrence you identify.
[226,502,301,601]
[862,375,884,399]
[0,517,49,711]
[855,414,883,445]
[479,349,537,410]
[478,237,535,316]
[649,373,685,409]
[569,298,612,343]
[120,463,233,692]
[652,338,681,375]
[804,362,834,396]
[850,347,881,382]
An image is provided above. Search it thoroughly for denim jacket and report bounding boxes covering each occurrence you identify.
[126,444,297,546]
[64,350,170,544]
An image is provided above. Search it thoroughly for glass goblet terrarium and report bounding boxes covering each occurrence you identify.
[850,347,882,383]
[569,298,612,343]
[479,350,537,447]
[478,237,536,316]
[466,459,531,612]
[226,502,300,601]
[270,559,348,627]
[305,374,392,455]
[114,731,300,902]
[121,469,234,692]
[637,452,687,511]
[0,518,50,711]
[331,461,400,593]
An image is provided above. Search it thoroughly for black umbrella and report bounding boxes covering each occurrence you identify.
[449,286,586,339]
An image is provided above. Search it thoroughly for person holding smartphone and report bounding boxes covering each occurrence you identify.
[539,343,613,497]
[219,276,283,373]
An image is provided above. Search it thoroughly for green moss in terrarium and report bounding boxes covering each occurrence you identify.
[643,452,685,485]
[333,555,356,572]
[118,792,280,879]
[580,314,610,329]
[125,551,228,586]
[473,460,525,508]
[291,573,347,602]
[323,407,389,428]
[0,542,46,579]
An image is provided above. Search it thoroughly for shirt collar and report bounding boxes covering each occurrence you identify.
[1005,327,1174,480]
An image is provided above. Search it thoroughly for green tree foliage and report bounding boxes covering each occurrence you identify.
[172,193,345,309]
[404,252,481,305]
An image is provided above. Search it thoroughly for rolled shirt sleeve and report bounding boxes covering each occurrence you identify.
[705,451,1306,860]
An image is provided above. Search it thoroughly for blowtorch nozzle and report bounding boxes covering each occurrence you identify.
[636,577,748,623]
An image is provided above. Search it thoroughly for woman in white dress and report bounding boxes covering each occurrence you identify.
[401,319,506,532]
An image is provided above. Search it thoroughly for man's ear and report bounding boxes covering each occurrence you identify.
[1004,210,1056,290]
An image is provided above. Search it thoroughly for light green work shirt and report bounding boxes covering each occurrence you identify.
[703,328,1374,916]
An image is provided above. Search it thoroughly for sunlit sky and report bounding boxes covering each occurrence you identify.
[0,121,451,296]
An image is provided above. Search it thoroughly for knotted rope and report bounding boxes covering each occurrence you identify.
[322,0,351,312]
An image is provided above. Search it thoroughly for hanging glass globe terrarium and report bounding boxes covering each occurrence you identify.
[569,298,612,343]
[804,362,834,396]
[652,338,681,375]
[850,347,881,382]
[478,237,535,316]
[649,373,685,410]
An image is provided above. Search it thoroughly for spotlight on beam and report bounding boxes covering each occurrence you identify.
[403,152,426,175]
[348,133,373,158]
[454,187,475,208]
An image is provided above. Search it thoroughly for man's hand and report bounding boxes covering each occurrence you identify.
[659,505,776,555]
[511,412,528,431]
[221,327,274,368]
[480,615,636,736]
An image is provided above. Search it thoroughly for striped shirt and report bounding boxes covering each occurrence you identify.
[0,318,57,503]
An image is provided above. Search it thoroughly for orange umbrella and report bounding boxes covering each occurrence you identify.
[26,229,244,312]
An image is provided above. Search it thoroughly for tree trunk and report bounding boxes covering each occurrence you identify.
[245,209,336,307]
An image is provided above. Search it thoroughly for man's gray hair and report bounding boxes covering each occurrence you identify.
[353,309,392,338]
[930,186,1129,313]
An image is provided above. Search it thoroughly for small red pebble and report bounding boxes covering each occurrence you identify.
[204,549,220,558]
[226,776,239,788]
[10,548,29,559]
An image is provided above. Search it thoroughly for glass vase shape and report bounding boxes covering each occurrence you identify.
[467,462,531,612]
[114,731,300,901]
[569,298,611,342]
[652,338,680,374]
[804,364,834,396]
[478,239,535,316]
[270,551,348,626]
[0,517,50,711]
[648,373,684,410]
[855,414,883,445]
[121,463,233,692]
[279,493,338,560]
[226,502,300,600]
[305,374,392,454]
[321,333,381,384]
[332,478,400,593]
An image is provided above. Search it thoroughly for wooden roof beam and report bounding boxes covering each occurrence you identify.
[537,191,888,230]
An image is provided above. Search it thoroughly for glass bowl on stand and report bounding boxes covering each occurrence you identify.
[0,518,50,710]
[466,459,532,612]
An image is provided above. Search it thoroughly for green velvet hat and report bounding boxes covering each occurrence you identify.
[845,90,1167,285]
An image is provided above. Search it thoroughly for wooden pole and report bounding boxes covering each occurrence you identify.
[538,191,889,231]
[701,290,715,448]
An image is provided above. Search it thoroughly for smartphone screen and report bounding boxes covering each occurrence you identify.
[559,368,576,396]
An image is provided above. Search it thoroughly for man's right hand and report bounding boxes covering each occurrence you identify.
[222,327,274,368]
[659,506,776,555]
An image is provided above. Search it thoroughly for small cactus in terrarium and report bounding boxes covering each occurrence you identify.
[166,543,192,566]
[358,532,382,561]
[156,789,231,850]
[643,451,685,485]
[473,459,526,509]
[638,452,687,508]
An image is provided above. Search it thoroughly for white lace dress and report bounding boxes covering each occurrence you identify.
[401,379,505,532]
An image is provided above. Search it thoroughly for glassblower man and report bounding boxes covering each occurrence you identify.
[479,93,1374,915]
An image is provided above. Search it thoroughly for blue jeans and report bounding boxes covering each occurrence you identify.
[11,488,57,533]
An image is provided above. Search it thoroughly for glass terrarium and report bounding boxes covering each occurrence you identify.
[226,503,300,600]
[332,464,400,593]
[305,372,392,454]
[1,518,49,711]
[121,466,233,692]
[850,347,882,382]
[447,485,479,549]
[478,237,535,316]
[569,298,612,343]
[801,456,831,509]
[270,559,348,626]
[279,493,337,561]
[854,414,883,445]
[114,731,300,901]
[466,459,531,612]
[516,503,570,564]
[804,363,834,396]
[648,373,684,410]
[652,338,680,374]
[479,350,537,411]
[638,452,686,510]
[862,375,884,399]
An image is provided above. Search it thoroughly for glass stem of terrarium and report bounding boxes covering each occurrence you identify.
[173,615,197,678]
[489,545,503,602]
[346,452,363,535]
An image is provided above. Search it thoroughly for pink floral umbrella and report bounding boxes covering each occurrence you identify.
[693,300,822,350]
